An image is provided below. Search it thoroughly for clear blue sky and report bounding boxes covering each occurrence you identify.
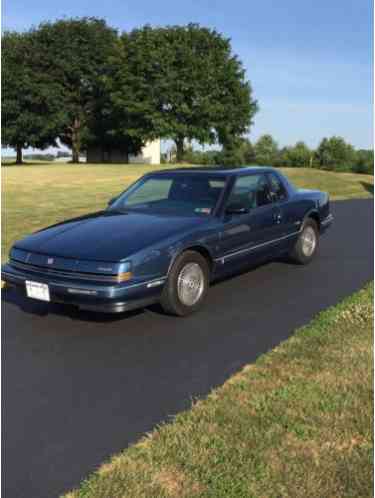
[2,0,373,152]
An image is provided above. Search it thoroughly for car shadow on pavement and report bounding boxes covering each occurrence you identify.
[1,286,149,323]
[210,255,297,287]
[1,256,294,324]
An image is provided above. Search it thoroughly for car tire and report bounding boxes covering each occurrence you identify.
[289,218,319,265]
[160,250,210,316]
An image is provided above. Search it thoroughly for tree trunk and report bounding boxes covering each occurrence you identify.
[175,137,185,163]
[120,146,129,164]
[16,145,23,165]
[72,147,80,164]
[71,117,81,164]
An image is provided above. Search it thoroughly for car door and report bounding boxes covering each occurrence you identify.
[266,171,299,251]
[218,173,281,265]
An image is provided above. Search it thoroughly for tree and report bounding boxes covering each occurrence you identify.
[315,136,356,171]
[215,140,245,166]
[85,33,159,163]
[111,24,257,162]
[2,31,62,163]
[213,137,255,166]
[234,138,255,164]
[33,18,119,163]
[276,141,312,168]
[353,149,374,174]
[254,134,279,165]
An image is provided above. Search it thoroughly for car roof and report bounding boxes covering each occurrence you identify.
[147,166,278,177]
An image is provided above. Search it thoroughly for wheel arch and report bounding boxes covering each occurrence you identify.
[167,244,214,277]
[304,209,321,232]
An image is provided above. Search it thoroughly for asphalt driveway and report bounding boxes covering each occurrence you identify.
[2,199,373,498]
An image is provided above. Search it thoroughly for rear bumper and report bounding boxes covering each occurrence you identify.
[1,263,166,313]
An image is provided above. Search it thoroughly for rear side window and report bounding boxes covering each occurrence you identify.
[227,174,272,209]
[267,173,288,202]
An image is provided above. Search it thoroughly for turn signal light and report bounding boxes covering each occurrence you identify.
[116,271,133,283]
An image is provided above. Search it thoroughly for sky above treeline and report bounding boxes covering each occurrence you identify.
[2,0,373,154]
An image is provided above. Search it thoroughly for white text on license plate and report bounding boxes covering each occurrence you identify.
[25,281,50,302]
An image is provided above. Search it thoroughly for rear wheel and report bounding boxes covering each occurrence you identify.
[289,218,319,264]
[160,251,210,316]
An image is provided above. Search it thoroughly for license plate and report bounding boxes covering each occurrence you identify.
[25,281,50,302]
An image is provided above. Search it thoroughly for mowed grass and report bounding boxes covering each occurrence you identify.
[1,162,183,260]
[1,162,373,260]
[64,283,373,498]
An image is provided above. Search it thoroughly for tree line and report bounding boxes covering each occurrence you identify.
[179,135,373,174]
[2,18,257,164]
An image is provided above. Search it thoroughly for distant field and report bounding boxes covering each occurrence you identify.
[1,162,373,260]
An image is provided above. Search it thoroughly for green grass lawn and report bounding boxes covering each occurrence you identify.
[64,283,373,498]
[1,162,373,261]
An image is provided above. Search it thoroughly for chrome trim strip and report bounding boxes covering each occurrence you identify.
[3,266,167,292]
[321,214,334,226]
[67,288,98,295]
[2,271,24,281]
[147,279,166,288]
[125,277,167,290]
[53,277,166,291]
[214,230,301,263]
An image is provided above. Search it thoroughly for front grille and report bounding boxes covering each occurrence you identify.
[10,259,118,283]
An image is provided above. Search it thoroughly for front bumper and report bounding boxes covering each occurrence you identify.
[1,263,166,313]
[320,213,334,233]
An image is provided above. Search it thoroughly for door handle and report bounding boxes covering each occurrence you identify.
[274,212,282,224]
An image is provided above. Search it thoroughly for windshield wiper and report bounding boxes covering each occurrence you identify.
[105,208,129,215]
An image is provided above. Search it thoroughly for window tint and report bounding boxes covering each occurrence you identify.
[268,173,287,202]
[125,178,173,205]
[227,174,272,209]
[111,175,226,216]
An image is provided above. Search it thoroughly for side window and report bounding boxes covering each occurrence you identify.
[227,174,272,209]
[268,173,287,202]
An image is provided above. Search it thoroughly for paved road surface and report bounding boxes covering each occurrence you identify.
[2,199,373,498]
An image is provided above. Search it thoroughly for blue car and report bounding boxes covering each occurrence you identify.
[2,167,333,316]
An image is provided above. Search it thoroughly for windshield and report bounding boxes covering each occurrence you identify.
[110,174,227,216]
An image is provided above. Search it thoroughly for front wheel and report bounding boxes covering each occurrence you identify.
[160,251,210,316]
[289,218,319,264]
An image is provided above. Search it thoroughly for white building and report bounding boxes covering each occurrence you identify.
[86,139,160,165]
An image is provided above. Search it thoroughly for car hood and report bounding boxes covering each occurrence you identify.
[14,210,210,262]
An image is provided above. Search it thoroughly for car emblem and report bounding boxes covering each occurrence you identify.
[47,257,54,265]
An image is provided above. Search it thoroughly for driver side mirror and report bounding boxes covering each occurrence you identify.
[225,202,249,215]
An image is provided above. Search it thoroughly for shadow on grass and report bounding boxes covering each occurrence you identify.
[360,181,374,196]
[1,161,56,167]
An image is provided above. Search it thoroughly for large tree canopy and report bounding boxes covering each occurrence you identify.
[110,24,258,161]
[32,18,119,162]
[85,36,155,163]
[2,31,62,163]
[315,136,356,171]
